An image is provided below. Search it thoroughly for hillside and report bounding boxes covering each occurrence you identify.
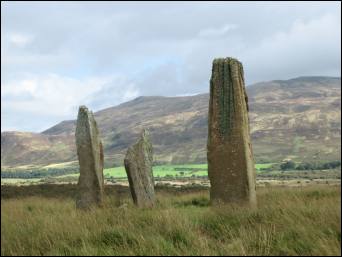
[1,76,341,169]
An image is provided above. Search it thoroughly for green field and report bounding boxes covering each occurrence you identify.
[104,164,208,179]
[2,162,341,186]
[104,163,275,179]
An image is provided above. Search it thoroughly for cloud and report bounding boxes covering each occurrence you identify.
[8,32,33,47]
[198,24,238,38]
[1,73,140,131]
[1,2,341,132]
[241,13,341,82]
[83,75,140,111]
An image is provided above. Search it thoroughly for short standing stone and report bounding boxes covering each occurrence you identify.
[124,129,155,208]
[75,106,104,209]
[207,57,257,207]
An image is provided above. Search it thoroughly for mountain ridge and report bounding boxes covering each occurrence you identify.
[1,76,341,169]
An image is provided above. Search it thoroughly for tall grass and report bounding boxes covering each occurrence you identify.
[1,186,341,256]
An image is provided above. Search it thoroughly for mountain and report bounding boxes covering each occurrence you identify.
[1,76,341,169]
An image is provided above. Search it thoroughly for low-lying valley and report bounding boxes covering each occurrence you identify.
[1,163,341,188]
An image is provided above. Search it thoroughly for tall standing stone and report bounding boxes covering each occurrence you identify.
[75,106,104,209]
[124,129,155,208]
[207,57,257,207]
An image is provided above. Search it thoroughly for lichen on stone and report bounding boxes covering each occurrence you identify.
[207,57,257,207]
[212,57,238,139]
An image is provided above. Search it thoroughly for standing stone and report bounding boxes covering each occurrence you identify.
[207,57,257,207]
[75,106,104,209]
[124,129,155,208]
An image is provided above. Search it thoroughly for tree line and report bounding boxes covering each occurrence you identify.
[280,160,341,171]
[1,167,79,179]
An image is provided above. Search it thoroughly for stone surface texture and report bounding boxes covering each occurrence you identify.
[75,106,104,209]
[124,129,155,208]
[207,57,257,207]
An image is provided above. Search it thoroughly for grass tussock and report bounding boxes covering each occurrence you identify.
[1,185,341,256]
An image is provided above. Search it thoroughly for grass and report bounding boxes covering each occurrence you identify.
[104,164,209,179]
[104,163,275,179]
[104,166,126,178]
[255,163,275,170]
[0,178,41,184]
[1,185,341,256]
[43,161,79,169]
[2,163,340,185]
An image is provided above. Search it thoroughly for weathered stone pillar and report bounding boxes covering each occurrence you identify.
[207,57,257,207]
[75,105,104,209]
[124,129,155,208]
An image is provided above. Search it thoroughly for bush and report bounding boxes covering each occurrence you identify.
[295,161,341,171]
[280,160,296,170]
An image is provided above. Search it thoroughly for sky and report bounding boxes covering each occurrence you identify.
[1,1,341,132]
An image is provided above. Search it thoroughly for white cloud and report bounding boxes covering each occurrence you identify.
[1,2,340,132]
[122,86,139,102]
[8,32,33,47]
[2,77,36,96]
[3,74,91,118]
[198,24,238,38]
[1,73,140,132]
[83,75,140,111]
[241,13,341,82]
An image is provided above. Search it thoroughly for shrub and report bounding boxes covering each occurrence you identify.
[280,160,296,170]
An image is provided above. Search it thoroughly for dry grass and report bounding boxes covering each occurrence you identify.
[1,185,341,256]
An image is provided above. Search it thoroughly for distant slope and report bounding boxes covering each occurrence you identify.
[1,76,341,168]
